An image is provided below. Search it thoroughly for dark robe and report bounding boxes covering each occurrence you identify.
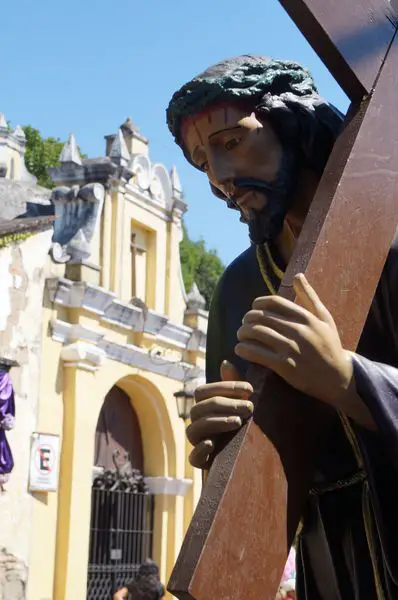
[206,235,398,599]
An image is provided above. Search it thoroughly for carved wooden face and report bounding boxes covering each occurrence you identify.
[181,105,283,222]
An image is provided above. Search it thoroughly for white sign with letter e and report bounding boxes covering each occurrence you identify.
[29,433,60,492]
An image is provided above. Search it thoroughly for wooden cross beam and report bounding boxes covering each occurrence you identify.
[168,2,398,599]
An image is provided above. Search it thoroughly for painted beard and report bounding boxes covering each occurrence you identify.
[211,148,300,245]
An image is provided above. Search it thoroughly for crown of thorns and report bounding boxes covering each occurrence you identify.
[166,54,343,174]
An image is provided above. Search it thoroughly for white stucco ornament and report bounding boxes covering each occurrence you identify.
[60,341,106,371]
[144,476,192,496]
[50,182,105,264]
[130,155,173,209]
[149,174,163,202]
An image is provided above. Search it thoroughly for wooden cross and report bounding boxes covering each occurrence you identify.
[168,1,398,599]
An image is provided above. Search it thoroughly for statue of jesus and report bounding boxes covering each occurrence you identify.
[167,55,398,599]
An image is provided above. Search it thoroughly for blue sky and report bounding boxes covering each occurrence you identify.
[2,0,349,265]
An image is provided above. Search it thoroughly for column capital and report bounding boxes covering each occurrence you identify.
[60,341,106,372]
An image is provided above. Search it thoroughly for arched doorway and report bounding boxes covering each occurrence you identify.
[87,386,154,600]
[94,385,144,472]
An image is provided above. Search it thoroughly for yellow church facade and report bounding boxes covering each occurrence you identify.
[0,115,205,600]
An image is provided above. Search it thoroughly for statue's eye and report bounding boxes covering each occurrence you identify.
[224,137,241,151]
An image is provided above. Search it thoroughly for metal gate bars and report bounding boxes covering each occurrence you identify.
[87,468,154,599]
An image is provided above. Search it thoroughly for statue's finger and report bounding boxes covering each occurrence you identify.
[189,440,214,469]
[186,416,242,446]
[190,396,253,422]
[220,360,243,381]
[293,273,333,324]
[252,295,310,324]
[195,381,253,403]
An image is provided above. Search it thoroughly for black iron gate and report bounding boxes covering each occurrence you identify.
[87,468,155,600]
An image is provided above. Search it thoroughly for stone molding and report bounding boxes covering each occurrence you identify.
[46,277,206,353]
[144,476,193,497]
[60,341,106,372]
[91,468,192,496]
[50,129,188,218]
[51,319,204,382]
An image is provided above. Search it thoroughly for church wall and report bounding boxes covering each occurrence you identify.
[0,230,52,600]
[26,293,203,599]
[118,197,168,312]
[0,116,207,600]
[101,186,187,323]
[165,218,187,324]
[25,311,64,600]
[0,140,22,181]
[87,203,102,269]
[100,192,112,289]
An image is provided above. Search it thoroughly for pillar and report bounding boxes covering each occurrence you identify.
[53,342,106,600]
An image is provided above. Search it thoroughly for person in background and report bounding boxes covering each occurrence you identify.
[276,546,296,599]
[113,559,165,600]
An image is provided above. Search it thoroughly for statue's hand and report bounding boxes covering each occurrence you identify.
[235,273,353,408]
[186,361,254,469]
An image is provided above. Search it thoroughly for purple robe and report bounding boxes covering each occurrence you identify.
[0,371,15,484]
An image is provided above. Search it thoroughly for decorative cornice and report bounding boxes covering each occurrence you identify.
[92,466,149,493]
[51,319,204,382]
[51,320,104,345]
[60,341,106,371]
[46,277,207,352]
[91,469,192,496]
[144,476,192,496]
[98,339,195,380]
[185,328,206,353]
[158,321,193,349]
[125,186,172,223]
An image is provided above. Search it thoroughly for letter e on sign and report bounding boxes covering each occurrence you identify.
[29,433,60,493]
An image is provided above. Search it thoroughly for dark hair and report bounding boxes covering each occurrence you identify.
[126,560,164,600]
[136,559,160,580]
[167,54,343,177]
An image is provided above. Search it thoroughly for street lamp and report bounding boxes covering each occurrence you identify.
[174,388,195,421]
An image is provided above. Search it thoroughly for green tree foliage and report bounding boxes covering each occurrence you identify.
[180,222,224,309]
[22,126,64,189]
[20,126,86,189]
